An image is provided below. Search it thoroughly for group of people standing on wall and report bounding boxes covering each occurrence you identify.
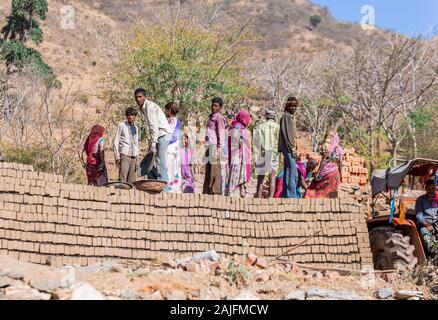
[81,89,344,199]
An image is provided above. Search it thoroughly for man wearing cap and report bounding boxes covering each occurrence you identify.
[254,108,280,198]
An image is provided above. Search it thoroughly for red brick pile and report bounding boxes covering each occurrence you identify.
[341,148,369,186]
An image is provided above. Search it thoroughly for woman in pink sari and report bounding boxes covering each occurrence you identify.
[225,110,252,197]
[305,131,343,198]
[82,125,108,186]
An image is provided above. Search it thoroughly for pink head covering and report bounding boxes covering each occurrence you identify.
[326,131,343,159]
[231,110,252,129]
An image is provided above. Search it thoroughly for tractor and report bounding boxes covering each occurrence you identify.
[368,158,438,271]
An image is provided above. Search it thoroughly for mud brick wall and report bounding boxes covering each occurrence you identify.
[0,162,373,269]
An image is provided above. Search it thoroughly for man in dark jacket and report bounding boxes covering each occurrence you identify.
[278,97,299,198]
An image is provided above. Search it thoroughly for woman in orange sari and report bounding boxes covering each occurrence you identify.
[305,131,343,198]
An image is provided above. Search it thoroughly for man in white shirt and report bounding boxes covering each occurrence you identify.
[134,88,172,186]
[113,107,140,185]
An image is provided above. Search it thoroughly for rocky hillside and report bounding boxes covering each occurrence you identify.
[0,0,387,102]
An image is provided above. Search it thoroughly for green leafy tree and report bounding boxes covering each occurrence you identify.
[0,0,53,77]
[105,19,255,122]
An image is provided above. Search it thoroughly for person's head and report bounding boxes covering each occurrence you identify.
[211,97,223,114]
[182,133,189,148]
[265,108,276,120]
[164,101,180,119]
[134,88,147,107]
[307,159,318,173]
[125,107,138,124]
[226,114,234,126]
[285,96,299,114]
[425,179,436,199]
[90,124,106,137]
[233,110,252,128]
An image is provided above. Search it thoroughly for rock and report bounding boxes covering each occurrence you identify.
[0,276,22,288]
[191,250,220,262]
[4,285,51,300]
[230,290,260,300]
[51,288,72,300]
[70,283,105,300]
[166,290,187,300]
[246,253,258,266]
[146,290,164,301]
[255,272,269,283]
[306,288,364,300]
[303,270,316,277]
[255,258,268,269]
[120,289,143,300]
[190,289,201,299]
[325,271,340,280]
[162,259,178,269]
[408,297,420,301]
[199,288,223,300]
[381,273,398,283]
[376,288,395,300]
[185,261,201,273]
[2,271,24,280]
[29,278,61,293]
[431,286,438,295]
[59,266,75,288]
[313,272,324,281]
[284,291,306,300]
[395,290,423,300]
[198,260,213,273]
[290,265,303,276]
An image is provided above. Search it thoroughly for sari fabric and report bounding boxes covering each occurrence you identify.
[226,110,252,197]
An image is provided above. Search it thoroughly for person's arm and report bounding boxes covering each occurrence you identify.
[338,158,343,180]
[146,102,160,150]
[415,197,434,232]
[81,149,87,168]
[299,174,308,190]
[216,116,226,160]
[99,139,106,170]
[113,123,122,165]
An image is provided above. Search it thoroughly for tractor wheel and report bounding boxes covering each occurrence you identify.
[369,227,418,271]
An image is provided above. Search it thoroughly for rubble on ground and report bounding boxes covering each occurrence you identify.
[0,253,432,300]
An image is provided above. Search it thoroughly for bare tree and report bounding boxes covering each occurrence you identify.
[326,34,438,164]
[254,54,312,111]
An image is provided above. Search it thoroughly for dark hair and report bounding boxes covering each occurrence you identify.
[164,101,180,116]
[125,107,138,117]
[212,97,224,107]
[134,88,147,97]
[426,179,436,187]
[285,96,299,112]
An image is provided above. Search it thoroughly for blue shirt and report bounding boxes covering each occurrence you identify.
[415,194,438,225]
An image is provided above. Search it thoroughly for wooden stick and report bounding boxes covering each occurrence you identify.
[275,259,398,275]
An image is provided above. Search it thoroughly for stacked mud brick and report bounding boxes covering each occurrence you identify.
[0,162,373,269]
[339,184,370,205]
[341,148,369,186]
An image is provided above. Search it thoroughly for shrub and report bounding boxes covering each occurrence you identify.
[310,15,322,28]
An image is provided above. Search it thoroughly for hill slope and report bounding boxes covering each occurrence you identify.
[0,0,387,101]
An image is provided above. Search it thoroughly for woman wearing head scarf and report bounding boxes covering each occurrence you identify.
[305,131,343,198]
[225,110,252,197]
[82,125,108,186]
